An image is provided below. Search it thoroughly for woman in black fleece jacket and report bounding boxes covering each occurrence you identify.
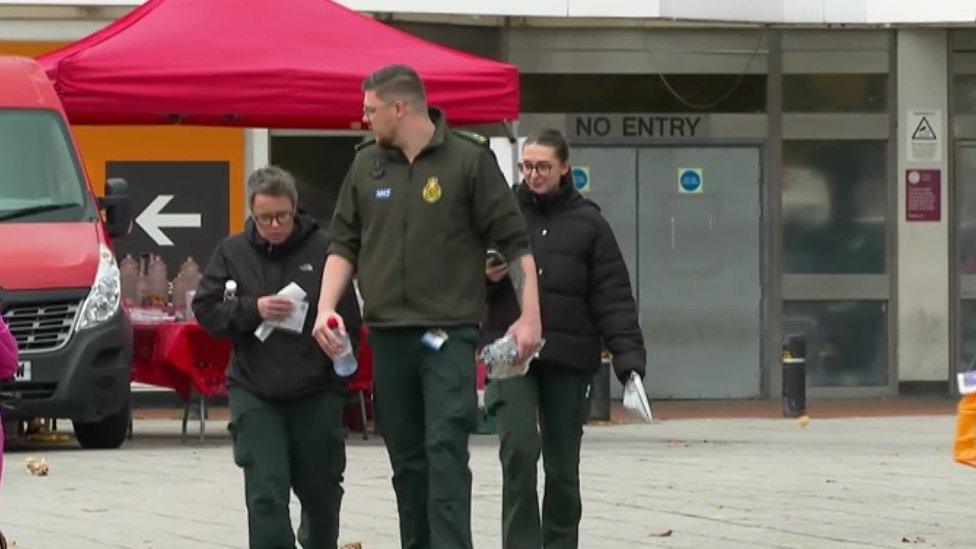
[484,129,646,549]
[193,167,361,549]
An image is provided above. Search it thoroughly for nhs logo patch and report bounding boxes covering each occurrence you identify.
[375,187,392,200]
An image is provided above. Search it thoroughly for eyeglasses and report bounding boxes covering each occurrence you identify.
[519,161,553,177]
[363,101,392,118]
[252,211,294,227]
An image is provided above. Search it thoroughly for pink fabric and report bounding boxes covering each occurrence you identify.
[36,0,519,128]
[0,316,19,493]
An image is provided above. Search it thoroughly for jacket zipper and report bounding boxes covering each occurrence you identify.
[402,161,412,308]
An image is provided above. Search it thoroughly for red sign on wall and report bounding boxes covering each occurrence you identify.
[906,169,941,222]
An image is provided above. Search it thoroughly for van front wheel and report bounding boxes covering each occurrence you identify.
[73,404,130,449]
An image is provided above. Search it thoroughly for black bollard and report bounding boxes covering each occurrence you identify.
[782,334,807,417]
[588,355,612,422]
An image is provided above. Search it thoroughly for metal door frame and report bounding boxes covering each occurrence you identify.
[952,140,976,392]
[773,29,898,398]
[950,37,976,393]
[571,140,769,397]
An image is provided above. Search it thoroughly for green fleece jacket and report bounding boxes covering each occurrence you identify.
[328,109,529,327]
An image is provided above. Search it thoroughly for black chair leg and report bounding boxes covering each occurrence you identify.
[181,398,190,442]
[358,390,368,441]
[198,393,206,443]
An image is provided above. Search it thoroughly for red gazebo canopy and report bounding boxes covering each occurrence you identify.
[38,0,519,128]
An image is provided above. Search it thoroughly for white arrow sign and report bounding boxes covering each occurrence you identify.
[136,194,201,246]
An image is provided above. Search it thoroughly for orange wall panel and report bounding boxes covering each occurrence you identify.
[73,126,245,232]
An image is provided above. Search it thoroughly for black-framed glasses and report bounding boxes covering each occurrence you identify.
[519,161,553,177]
[252,211,294,227]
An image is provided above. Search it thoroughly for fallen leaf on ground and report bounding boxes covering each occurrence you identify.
[798,415,811,428]
[649,530,673,538]
[25,456,49,476]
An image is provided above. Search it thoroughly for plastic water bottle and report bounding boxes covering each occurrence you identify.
[182,257,202,296]
[223,280,237,301]
[119,254,139,306]
[147,255,169,308]
[136,254,150,306]
[326,317,357,376]
[172,257,203,318]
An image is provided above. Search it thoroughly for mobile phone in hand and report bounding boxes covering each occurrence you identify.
[486,249,506,268]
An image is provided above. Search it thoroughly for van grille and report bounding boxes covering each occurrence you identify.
[2,300,82,353]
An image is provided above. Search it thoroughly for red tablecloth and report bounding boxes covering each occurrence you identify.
[131,322,232,400]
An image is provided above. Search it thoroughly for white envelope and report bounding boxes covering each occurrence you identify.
[254,282,309,342]
[623,371,653,423]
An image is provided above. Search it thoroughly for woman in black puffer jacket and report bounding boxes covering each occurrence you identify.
[483,129,646,549]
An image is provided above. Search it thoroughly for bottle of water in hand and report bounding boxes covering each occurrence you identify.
[223,280,237,301]
[327,317,358,376]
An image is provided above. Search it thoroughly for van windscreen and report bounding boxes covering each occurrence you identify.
[0,109,93,223]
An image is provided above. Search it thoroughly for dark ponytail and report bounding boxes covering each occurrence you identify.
[523,129,569,163]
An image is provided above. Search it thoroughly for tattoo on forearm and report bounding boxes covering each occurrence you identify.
[509,261,525,308]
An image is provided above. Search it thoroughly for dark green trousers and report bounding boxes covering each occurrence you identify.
[369,326,479,549]
[228,385,346,549]
[485,367,591,549]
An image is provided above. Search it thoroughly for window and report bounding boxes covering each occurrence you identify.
[953,75,976,114]
[0,110,89,221]
[270,136,360,223]
[783,74,887,113]
[783,301,888,387]
[782,141,887,274]
[520,74,766,113]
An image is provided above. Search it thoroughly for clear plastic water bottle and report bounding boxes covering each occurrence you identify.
[147,255,169,308]
[119,254,139,306]
[223,280,237,301]
[327,317,357,376]
[172,257,203,317]
[182,257,202,296]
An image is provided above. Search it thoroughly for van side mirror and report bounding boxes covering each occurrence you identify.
[99,178,132,239]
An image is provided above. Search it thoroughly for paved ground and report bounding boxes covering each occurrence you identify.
[1,408,971,548]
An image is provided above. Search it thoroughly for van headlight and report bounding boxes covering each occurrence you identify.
[77,244,121,330]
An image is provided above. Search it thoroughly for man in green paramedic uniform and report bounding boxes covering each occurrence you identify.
[313,64,542,549]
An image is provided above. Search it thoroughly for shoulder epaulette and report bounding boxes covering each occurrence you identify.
[453,129,489,147]
[355,136,377,152]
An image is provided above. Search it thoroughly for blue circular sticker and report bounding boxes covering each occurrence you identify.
[571,167,589,190]
[679,170,702,192]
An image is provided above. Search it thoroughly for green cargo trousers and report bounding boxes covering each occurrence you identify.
[228,385,346,549]
[369,326,479,549]
[485,367,592,549]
